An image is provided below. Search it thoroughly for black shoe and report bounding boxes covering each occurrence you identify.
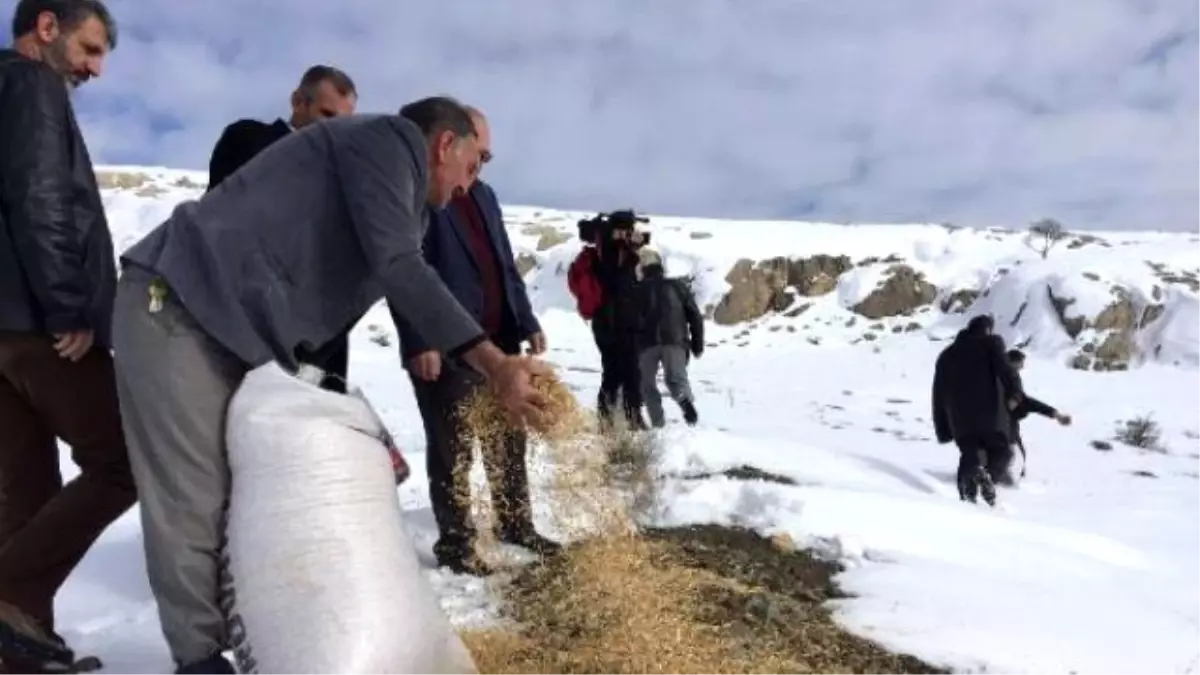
[175,652,235,674]
[0,613,76,673]
[976,468,997,507]
[436,550,494,577]
[501,529,563,556]
[680,400,698,426]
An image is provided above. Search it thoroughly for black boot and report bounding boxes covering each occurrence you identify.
[500,526,563,556]
[433,539,494,577]
[175,652,235,674]
[680,400,698,426]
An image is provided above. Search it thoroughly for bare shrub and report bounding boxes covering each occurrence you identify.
[1115,414,1165,452]
[1028,218,1068,259]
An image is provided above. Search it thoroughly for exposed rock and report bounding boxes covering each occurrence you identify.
[851,265,938,319]
[784,302,813,318]
[521,224,573,251]
[1090,440,1114,451]
[1082,271,1101,281]
[939,289,980,314]
[1046,288,1085,339]
[516,253,539,277]
[174,176,203,189]
[856,254,904,266]
[135,185,167,198]
[95,171,150,189]
[689,231,713,240]
[712,258,791,325]
[789,255,853,296]
[713,255,852,325]
[1141,304,1166,326]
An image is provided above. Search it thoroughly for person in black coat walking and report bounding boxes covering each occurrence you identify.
[633,250,704,428]
[589,228,649,430]
[205,64,357,393]
[932,314,1024,506]
[1000,349,1072,484]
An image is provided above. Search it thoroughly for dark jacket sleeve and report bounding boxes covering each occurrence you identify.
[1022,395,1057,419]
[207,120,262,192]
[479,182,541,338]
[0,63,92,334]
[932,351,953,444]
[335,119,484,356]
[674,280,704,352]
[989,335,1023,403]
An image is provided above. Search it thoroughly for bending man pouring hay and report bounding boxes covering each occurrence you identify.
[111,96,553,674]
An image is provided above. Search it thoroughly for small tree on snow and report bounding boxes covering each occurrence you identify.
[1028,218,1068,259]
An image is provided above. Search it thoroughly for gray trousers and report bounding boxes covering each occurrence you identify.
[111,269,247,666]
[638,345,694,428]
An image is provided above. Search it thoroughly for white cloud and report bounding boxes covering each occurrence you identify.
[70,0,1198,231]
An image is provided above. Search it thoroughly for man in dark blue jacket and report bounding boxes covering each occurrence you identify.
[394,106,557,576]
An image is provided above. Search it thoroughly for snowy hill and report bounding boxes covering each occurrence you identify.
[52,166,1200,673]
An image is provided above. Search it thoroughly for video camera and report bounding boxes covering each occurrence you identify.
[577,209,651,247]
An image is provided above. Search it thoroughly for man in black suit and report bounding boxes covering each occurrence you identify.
[206,65,358,392]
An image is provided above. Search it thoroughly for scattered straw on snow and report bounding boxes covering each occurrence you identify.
[450,363,939,674]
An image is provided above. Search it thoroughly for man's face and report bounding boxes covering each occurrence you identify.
[427,131,480,207]
[467,114,493,184]
[38,13,110,88]
[291,80,357,128]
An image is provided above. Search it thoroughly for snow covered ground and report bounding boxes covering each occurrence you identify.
[50,168,1200,673]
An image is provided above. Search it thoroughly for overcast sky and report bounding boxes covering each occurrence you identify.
[53,0,1200,231]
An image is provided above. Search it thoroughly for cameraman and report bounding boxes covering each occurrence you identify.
[568,212,650,430]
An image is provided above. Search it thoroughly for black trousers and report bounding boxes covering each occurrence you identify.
[595,335,643,426]
[954,432,1010,499]
[297,332,350,394]
[411,361,536,558]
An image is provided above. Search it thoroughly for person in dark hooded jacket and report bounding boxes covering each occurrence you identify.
[1000,349,1072,484]
[633,250,704,428]
[932,314,1024,506]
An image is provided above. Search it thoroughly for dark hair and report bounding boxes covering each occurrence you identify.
[11,0,117,49]
[1006,349,1025,364]
[965,313,994,335]
[296,65,356,100]
[398,95,476,141]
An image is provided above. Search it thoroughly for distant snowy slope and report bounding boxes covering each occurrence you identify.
[97,166,1200,371]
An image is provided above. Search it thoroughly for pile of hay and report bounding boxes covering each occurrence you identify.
[452,362,942,674]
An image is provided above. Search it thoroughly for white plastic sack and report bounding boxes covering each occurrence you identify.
[219,362,477,674]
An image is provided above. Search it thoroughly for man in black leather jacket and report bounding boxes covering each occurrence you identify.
[0,0,136,670]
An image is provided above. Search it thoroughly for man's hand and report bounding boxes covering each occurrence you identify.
[463,341,553,429]
[408,350,442,382]
[691,342,704,359]
[53,330,94,362]
[1056,412,1073,426]
[1008,398,1019,410]
[527,332,548,355]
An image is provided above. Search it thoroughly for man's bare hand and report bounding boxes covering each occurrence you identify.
[409,350,442,382]
[1056,412,1073,426]
[489,355,553,429]
[53,330,94,362]
[527,331,548,355]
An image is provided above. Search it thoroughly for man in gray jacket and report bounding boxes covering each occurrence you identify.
[112,96,551,674]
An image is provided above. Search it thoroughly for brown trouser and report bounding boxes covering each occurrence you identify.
[0,332,137,632]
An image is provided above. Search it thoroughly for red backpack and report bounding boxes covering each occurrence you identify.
[567,247,605,320]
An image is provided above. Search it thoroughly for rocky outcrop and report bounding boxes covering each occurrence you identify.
[1055,285,1166,371]
[939,289,980,314]
[851,265,938,319]
[711,255,853,325]
[516,253,539,277]
[95,170,150,189]
[521,224,573,251]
